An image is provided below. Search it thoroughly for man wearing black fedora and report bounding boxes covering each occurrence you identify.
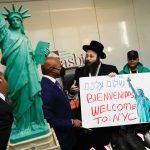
[69,40,118,150]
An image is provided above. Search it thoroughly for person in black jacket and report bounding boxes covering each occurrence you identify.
[0,72,13,150]
[69,40,118,150]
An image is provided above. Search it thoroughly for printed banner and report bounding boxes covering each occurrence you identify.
[79,73,150,128]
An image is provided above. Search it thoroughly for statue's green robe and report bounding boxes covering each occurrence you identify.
[0,13,45,131]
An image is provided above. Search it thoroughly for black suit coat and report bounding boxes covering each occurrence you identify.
[0,97,13,150]
[0,97,13,131]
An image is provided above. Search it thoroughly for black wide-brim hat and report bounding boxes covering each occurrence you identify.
[83,40,106,59]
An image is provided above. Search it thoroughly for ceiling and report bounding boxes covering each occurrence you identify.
[0,0,45,3]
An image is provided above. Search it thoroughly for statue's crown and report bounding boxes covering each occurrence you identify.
[3,4,31,22]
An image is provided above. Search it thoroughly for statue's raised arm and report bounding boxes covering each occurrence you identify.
[0,10,6,27]
[127,77,137,95]
[0,10,7,42]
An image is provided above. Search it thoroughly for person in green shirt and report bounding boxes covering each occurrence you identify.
[120,50,150,74]
[111,50,150,150]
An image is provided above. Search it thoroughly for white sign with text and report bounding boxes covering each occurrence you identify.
[80,73,150,128]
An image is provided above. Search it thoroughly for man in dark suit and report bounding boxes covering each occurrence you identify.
[0,72,13,150]
[69,40,118,150]
[41,57,81,150]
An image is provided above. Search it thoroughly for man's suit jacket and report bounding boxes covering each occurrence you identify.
[41,77,75,150]
[0,97,13,150]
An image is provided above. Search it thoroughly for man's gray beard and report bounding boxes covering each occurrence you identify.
[84,59,100,76]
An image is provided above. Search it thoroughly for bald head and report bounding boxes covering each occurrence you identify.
[41,57,61,78]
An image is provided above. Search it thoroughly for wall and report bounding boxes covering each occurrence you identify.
[0,0,150,71]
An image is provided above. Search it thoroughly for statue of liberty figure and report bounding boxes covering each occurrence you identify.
[127,77,150,123]
[0,4,49,143]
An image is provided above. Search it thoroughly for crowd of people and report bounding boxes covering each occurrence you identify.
[39,42,150,150]
[0,4,150,150]
[1,40,150,150]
